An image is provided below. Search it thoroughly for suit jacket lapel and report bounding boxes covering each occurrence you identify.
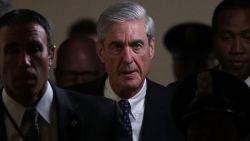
[140,79,171,141]
[140,80,156,141]
[0,92,7,141]
[0,85,85,141]
[52,85,83,141]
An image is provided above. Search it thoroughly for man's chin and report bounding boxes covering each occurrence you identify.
[16,85,36,92]
[121,78,142,89]
[120,72,139,80]
[14,81,37,91]
[16,79,36,86]
[7,85,37,99]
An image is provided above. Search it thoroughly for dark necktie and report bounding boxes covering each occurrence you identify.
[118,100,133,140]
[25,109,41,141]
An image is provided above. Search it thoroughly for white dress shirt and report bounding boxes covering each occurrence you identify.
[2,81,57,141]
[245,75,250,88]
[104,78,147,141]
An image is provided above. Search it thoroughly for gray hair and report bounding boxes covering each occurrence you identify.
[97,1,155,41]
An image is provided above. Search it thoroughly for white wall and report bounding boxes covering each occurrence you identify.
[12,0,222,85]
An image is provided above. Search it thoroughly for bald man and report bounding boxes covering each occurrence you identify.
[54,36,105,87]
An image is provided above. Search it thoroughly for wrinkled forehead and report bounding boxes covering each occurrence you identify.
[104,20,147,40]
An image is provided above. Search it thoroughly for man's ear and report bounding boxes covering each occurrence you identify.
[149,38,155,59]
[96,41,105,63]
[48,44,56,67]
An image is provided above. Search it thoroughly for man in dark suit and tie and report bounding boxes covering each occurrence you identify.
[0,9,128,141]
[68,1,184,141]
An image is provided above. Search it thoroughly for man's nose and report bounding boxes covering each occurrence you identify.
[18,51,31,67]
[121,46,133,64]
[75,75,87,84]
[231,37,245,54]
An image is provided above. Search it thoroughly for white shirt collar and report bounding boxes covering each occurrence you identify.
[245,75,250,88]
[217,65,250,87]
[104,77,147,117]
[2,81,54,127]
[36,82,53,124]
[2,89,25,127]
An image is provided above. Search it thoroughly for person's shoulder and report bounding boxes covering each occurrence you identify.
[67,88,115,106]
[147,79,167,90]
[146,79,174,98]
[147,78,179,93]
[60,88,119,119]
[146,79,183,108]
[65,74,107,96]
[53,84,116,109]
[166,80,183,92]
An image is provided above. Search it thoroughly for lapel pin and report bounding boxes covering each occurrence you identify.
[71,120,78,127]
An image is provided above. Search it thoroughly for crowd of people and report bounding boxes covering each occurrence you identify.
[0,0,249,141]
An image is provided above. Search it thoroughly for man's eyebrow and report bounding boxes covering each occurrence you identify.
[241,29,250,33]
[217,29,232,34]
[129,40,144,45]
[217,28,230,32]
[109,40,124,46]
[108,39,145,47]
[4,42,18,47]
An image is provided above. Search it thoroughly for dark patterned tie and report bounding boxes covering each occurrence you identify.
[25,109,41,141]
[118,100,133,140]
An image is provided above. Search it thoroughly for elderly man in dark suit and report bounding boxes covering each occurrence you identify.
[67,1,183,141]
[0,9,128,141]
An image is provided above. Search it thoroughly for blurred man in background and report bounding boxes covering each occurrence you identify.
[164,23,216,80]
